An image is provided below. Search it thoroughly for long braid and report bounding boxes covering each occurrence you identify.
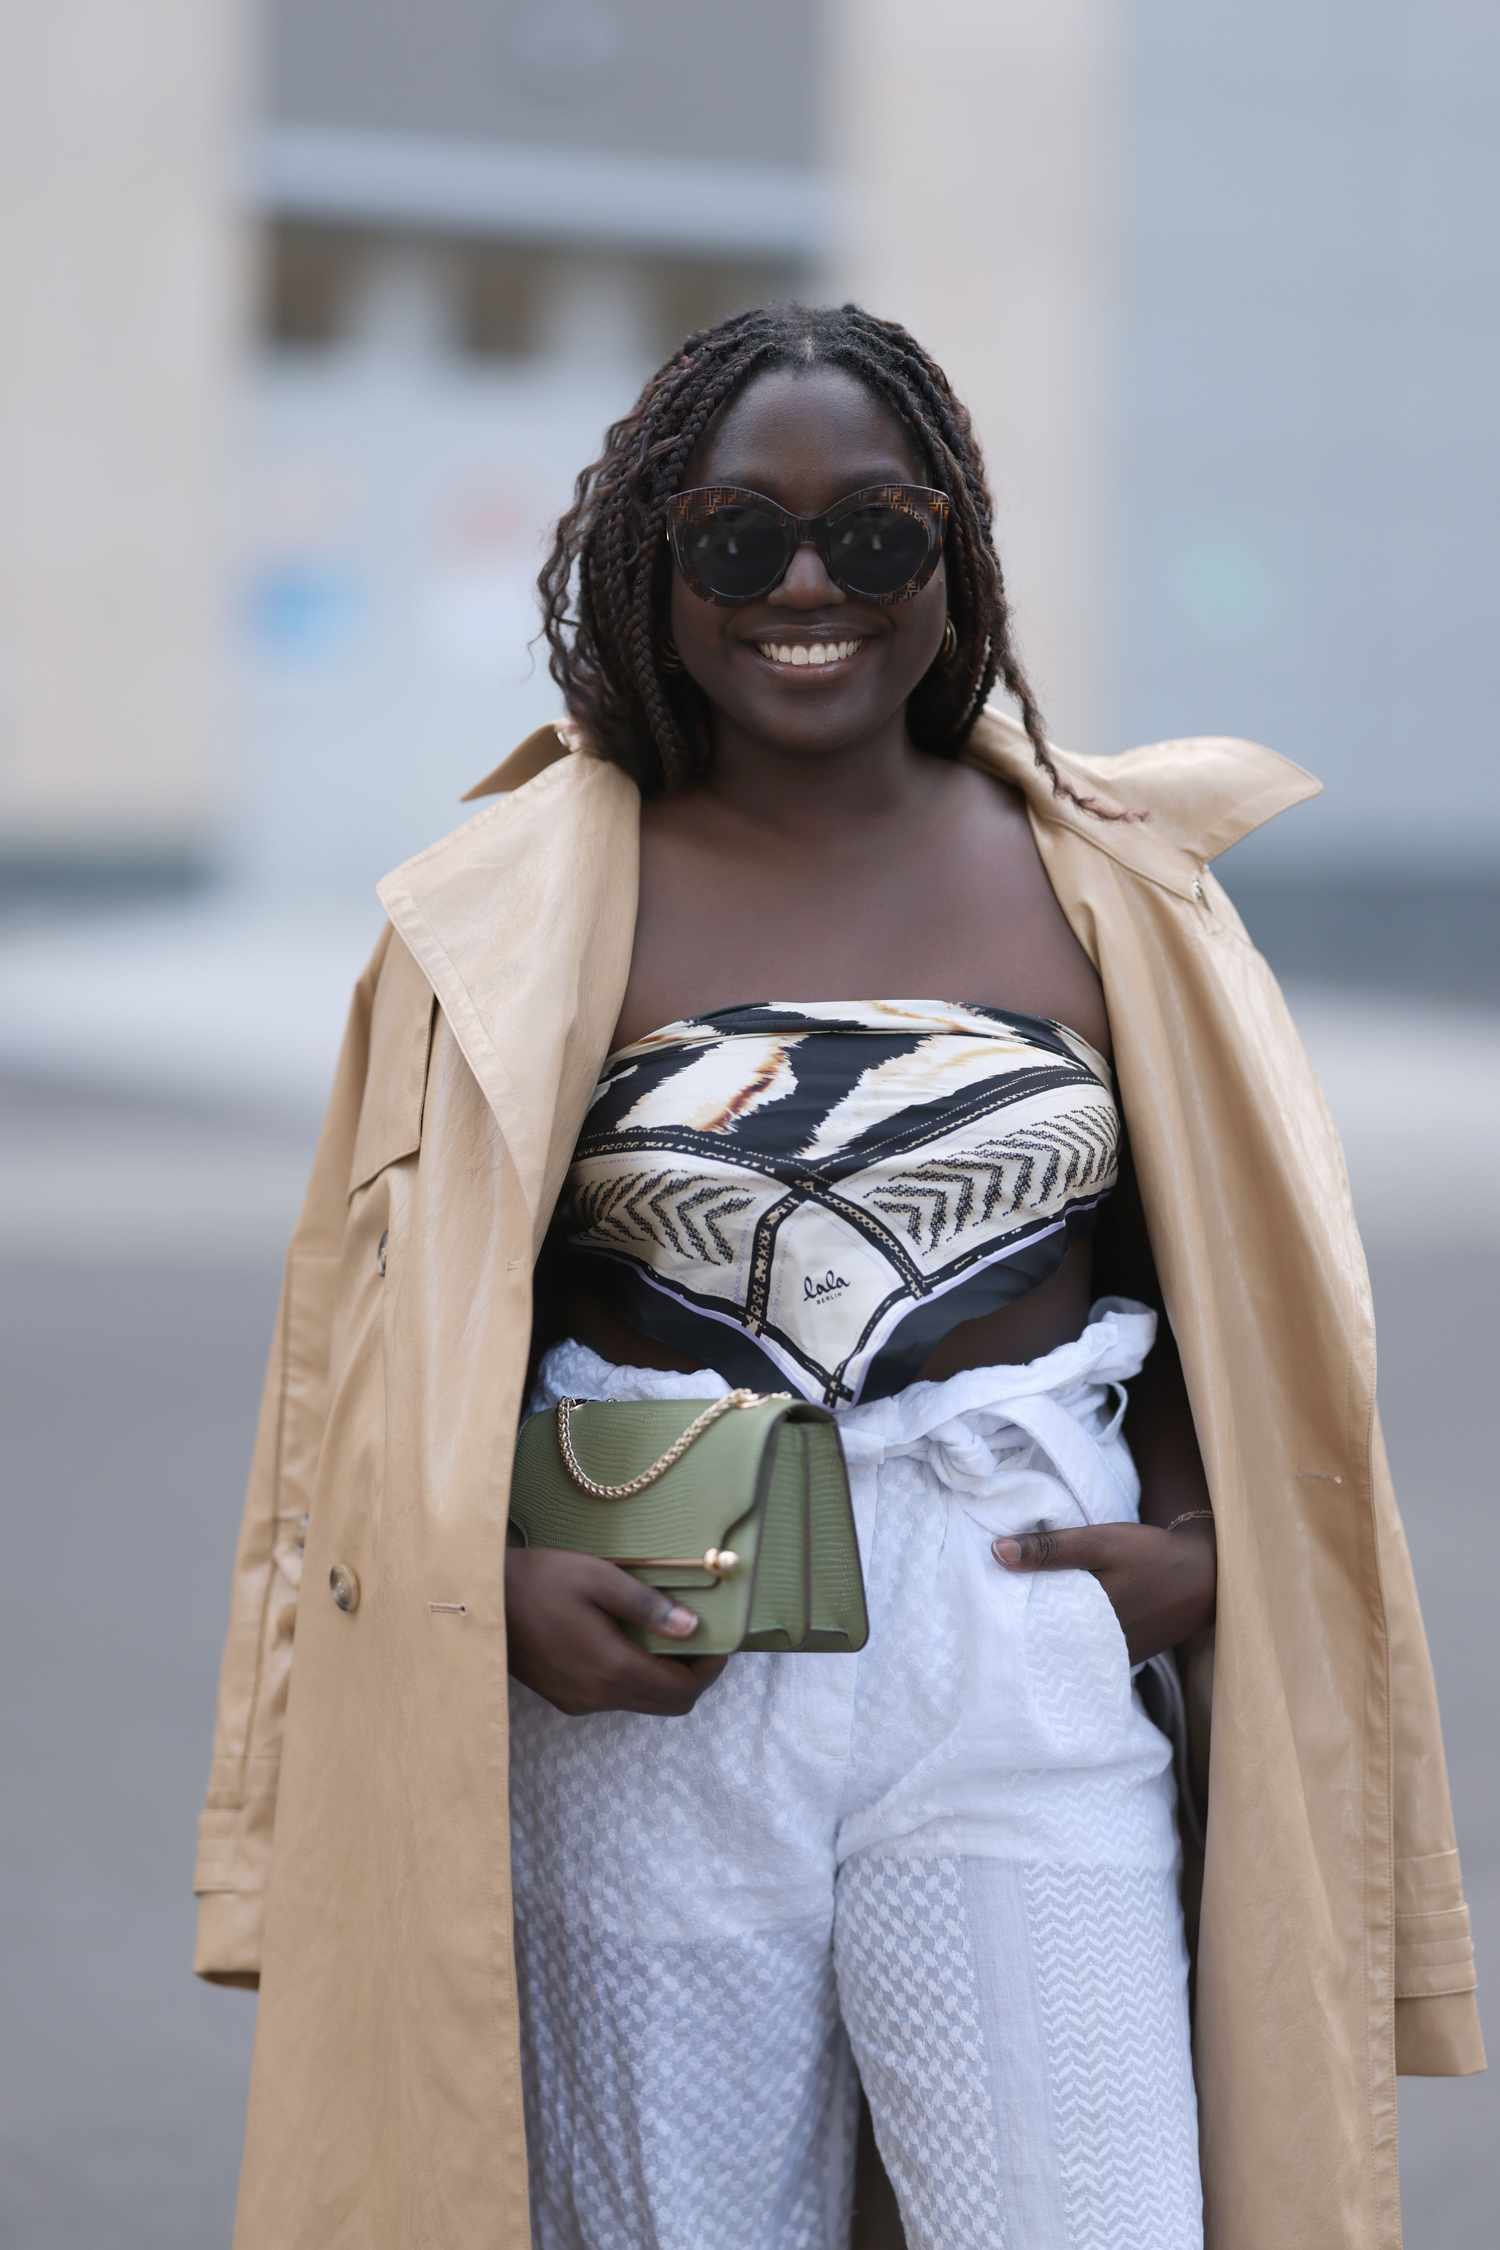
[828,315,1091,803]
[622,333,780,786]
[536,302,1122,813]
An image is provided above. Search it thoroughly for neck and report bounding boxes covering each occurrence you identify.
[701,711,930,832]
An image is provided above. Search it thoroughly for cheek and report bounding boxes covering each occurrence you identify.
[669,578,722,664]
[900,564,949,665]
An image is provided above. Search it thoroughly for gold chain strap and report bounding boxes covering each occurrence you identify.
[555,1388,790,1499]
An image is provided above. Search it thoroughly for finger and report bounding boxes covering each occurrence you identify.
[623,1660,704,1717]
[580,1623,705,1716]
[622,1648,730,1716]
[678,1654,729,1689]
[579,1557,701,1640]
[992,1522,1140,1573]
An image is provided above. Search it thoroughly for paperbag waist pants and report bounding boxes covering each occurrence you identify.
[508,1297,1203,2250]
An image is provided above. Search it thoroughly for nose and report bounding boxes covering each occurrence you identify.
[767,538,845,608]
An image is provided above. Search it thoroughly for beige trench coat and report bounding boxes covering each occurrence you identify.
[194,708,1483,2250]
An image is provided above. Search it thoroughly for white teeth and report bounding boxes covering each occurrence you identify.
[758,639,863,668]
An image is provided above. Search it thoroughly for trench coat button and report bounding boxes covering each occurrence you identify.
[376,1229,388,1277]
[329,1562,361,1614]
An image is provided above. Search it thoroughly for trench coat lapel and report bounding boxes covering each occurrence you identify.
[376,727,639,1248]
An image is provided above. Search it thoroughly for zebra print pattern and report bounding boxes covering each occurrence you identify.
[552,1000,1120,1406]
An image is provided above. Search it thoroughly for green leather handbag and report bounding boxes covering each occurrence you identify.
[510,1389,868,1656]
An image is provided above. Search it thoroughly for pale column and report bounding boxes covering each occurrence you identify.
[825,0,1124,754]
[0,1,247,868]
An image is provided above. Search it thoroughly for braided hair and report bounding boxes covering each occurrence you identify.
[537,301,1099,809]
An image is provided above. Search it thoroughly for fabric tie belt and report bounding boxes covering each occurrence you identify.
[833,1297,1156,1532]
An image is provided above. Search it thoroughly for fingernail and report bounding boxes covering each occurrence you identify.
[660,1604,699,1636]
[993,1538,1022,1566]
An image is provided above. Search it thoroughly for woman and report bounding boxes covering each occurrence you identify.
[194,307,1481,2250]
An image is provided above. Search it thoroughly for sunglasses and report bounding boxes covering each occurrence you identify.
[665,482,951,605]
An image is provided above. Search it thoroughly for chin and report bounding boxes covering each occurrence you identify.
[707,674,913,759]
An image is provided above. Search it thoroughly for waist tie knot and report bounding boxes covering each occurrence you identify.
[834,1297,1157,1529]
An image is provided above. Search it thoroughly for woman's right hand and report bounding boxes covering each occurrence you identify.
[504,1547,729,1717]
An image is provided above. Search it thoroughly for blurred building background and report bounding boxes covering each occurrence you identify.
[5,0,1496,944]
[2,4,1495,2245]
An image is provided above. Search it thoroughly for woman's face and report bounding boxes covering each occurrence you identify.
[668,364,949,762]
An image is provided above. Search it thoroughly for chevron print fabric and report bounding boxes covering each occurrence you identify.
[1024,1863,1201,2248]
[553,1000,1120,1405]
[834,1854,1201,2249]
[509,1307,1201,2248]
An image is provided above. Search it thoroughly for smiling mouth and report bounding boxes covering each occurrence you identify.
[752,637,868,671]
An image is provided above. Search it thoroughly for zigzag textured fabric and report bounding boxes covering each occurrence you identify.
[554,1000,1120,1405]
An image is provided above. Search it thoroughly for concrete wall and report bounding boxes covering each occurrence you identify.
[827,0,1500,892]
[827,0,1125,763]
[0,0,247,875]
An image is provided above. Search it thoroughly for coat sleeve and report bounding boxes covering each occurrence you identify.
[1140,741,1484,2075]
[1205,855,1484,2075]
[191,927,391,1986]
[1374,1410,1487,2073]
[1044,735,1485,2078]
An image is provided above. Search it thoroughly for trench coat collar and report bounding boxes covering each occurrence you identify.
[456,706,1321,898]
[376,707,1320,1227]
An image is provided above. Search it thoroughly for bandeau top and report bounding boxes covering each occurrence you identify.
[549,999,1120,1408]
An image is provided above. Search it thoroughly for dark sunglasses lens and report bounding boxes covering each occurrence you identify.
[828,501,935,596]
[679,502,790,599]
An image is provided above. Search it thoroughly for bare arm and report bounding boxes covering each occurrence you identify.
[1095,1137,1216,1540]
[993,1137,1217,1661]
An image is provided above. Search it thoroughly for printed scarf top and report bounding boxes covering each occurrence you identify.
[550,999,1121,1406]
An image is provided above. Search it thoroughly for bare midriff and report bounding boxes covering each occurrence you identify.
[558,1232,1097,1391]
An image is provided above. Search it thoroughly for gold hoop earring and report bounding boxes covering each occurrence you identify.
[660,637,684,674]
[941,616,959,664]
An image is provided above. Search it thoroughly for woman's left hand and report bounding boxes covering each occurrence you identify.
[993,1520,1217,1665]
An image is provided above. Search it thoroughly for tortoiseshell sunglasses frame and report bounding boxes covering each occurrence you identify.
[665,482,951,605]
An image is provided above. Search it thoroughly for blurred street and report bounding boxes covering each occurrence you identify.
[1,961,1495,2247]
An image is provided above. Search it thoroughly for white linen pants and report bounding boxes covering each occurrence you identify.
[509,1299,1203,2250]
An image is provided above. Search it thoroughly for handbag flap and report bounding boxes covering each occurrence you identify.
[510,1397,792,1569]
